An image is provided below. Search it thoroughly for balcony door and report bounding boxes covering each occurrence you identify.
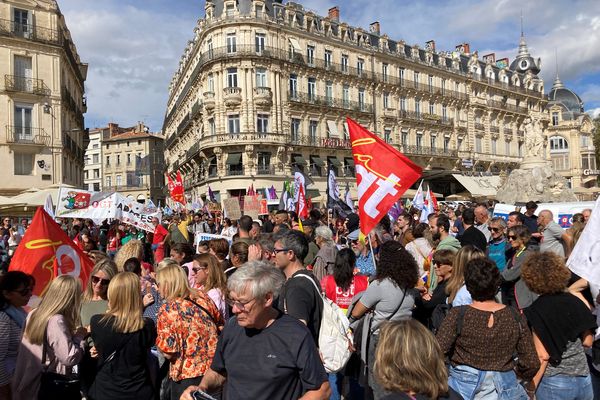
[14,56,32,92]
[14,104,33,141]
[13,8,30,38]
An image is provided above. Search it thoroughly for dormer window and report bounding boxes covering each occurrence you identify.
[552,112,559,126]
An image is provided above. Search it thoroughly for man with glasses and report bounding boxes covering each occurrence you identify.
[273,229,323,344]
[181,261,330,400]
[486,217,509,271]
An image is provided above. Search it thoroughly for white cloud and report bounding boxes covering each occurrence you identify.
[587,107,600,119]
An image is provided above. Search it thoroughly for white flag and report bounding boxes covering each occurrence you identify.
[44,194,55,219]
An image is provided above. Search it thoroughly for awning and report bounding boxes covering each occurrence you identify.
[292,154,307,166]
[226,153,242,165]
[288,38,301,52]
[345,158,355,166]
[328,157,341,166]
[311,156,324,167]
[326,121,339,137]
[452,174,502,198]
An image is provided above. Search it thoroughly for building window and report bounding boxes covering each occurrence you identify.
[383,92,389,109]
[106,155,110,166]
[401,130,408,145]
[382,63,388,82]
[207,38,213,58]
[442,105,448,122]
[227,68,238,88]
[441,78,446,94]
[116,175,122,187]
[306,45,315,65]
[416,132,423,150]
[127,154,131,165]
[228,115,240,134]
[475,137,482,153]
[415,100,421,116]
[93,169,100,178]
[551,153,570,171]
[491,138,497,155]
[14,153,33,175]
[342,85,349,107]
[384,129,392,143]
[341,54,349,72]
[357,58,364,76]
[324,50,332,68]
[13,8,30,37]
[428,74,434,92]
[505,140,511,155]
[325,81,333,104]
[255,68,267,87]
[429,102,434,115]
[255,33,265,53]
[207,73,214,92]
[93,183,100,191]
[549,136,568,151]
[400,97,406,111]
[307,77,316,101]
[457,137,463,150]
[226,33,237,53]
[414,71,420,87]
[289,74,297,98]
[291,118,301,142]
[358,88,365,110]
[106,176,112,187]
[430,134,437,149]
[552,112,559,126]
[309,121,318,144]
[518,142,523,157]
[92,154,99,164]
[208,118,216,135]
[582,154,597,170]
[257,152,271,173]
[399,68,405,84]
[225,3,235,16]
[116,155,121,166]
[444,136,450,152]
[256,114,269,133]
[14,104,33,140]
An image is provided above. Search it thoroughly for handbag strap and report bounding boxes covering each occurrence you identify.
[97,325,136,370]
[185,297,217,326]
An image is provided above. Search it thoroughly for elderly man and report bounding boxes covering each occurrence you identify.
[474,204,492,242]
[311,225,338,282]
[181,261,330,400]
[486,217,509,271]
[538,209,572,257]
[582,208,592,224]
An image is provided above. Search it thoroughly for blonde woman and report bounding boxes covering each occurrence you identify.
[80,259,118,327]
[192,253,228,320]
[88,272,157,400]
[445,245,485,306]
[114,239,151,273]
[12,275,87,400]
[156,264,224,400]
[375,319,462,399]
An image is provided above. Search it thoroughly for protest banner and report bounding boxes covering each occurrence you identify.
[194,232,233,246]
[259,199,269,215]
[492,204,518,221]
[55,187,161,232]
[222,198,242,220]
[243,195,262,219]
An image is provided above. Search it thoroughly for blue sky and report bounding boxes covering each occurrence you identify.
[59,0,600,131]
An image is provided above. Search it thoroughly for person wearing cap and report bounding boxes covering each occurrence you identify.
[349,229,375,278]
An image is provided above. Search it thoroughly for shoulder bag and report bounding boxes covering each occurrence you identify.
[38,328,81,400]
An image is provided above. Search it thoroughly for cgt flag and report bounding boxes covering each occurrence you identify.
[9,207,94,296]
[347,117,422,236]
[166,172,186,205]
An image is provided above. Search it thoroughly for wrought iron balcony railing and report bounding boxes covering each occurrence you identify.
[6,126,50,146]
[5,75,50,96]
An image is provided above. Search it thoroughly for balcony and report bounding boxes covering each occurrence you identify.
[203,91,215,111]
[223,87,242,107]
[490,126,500,134]
[5,75,50,96]
[504,128,513,136]
[0,19,62,45]
[398,110,453,126]
[383,108,397,118]
[199,132,289,148]
[6,126,50,146]
[254,87,273,107]
[474,122,485,131]
[226,165,245,176]
[288,91,373,113]
[257,165,275,175]
[401,144,458,157]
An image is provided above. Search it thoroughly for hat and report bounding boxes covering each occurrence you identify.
[347,229,360,240]
[345,213,360,233]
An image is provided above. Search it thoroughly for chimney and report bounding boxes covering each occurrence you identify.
[136,121,145,133]
[369,21,380,35]
[328,6,339,22]
[108,122,119,136]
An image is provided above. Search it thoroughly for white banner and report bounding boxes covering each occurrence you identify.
[194,232,233,246]
[55,188,161,232]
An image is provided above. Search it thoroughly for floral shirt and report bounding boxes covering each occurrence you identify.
[156,291,224,380]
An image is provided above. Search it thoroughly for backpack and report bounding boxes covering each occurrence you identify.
[294,274,352,373]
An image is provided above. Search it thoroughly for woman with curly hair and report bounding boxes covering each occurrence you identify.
[375,319,462,399]
[349,240,419,400]
[501,224,537,309]
[436,257,539,400]
[521,252,596,400]
[113,239,151,273]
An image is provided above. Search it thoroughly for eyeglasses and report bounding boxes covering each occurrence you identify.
[192,266,207,273]
[507,235,517,241]
[488,227,501,232]
[349,239,359,245]
[272,248,289,254]
[91,276,111,286]
[13,286,33,296]
[226,297,256,312]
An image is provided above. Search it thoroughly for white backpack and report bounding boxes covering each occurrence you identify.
[294,274,352,373]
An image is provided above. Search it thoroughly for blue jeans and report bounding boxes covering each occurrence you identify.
[536,374,593,400]
[448,364,528,400]
[328,372,364,400]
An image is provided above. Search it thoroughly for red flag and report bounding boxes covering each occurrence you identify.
[429,190,439,210]
[9,207,94,296]
[166,172,186,205]
[297,184,308,219]
[347,117,422,235]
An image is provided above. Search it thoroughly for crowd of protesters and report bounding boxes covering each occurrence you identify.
[0,199,597,400]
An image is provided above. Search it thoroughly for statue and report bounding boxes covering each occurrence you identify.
[524,117,545,159]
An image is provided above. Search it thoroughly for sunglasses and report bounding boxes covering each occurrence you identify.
[91,276,111,286]
[488,227,501,232]
[192,266,207,273]
[507,235,517,241]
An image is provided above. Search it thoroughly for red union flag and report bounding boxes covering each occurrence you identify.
[166,171,186,205]
[346,117,422,235]
[9,207,94,296]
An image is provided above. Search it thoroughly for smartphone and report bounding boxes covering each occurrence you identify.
[192,390,218,400]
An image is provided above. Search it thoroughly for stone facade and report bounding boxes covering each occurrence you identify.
[0,0,87,195]
[163,0,549,202]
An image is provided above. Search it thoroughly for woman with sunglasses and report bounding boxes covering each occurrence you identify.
[80,260,118,327]
[192,253,228,320]
[156,264,224,400]
[501,225,537,310]
[0,271,34,398]
[486,217,509,272]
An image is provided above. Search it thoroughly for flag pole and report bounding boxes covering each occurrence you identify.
[367,233,377,273]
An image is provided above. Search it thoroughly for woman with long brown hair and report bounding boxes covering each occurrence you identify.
[445,245,485,306]
[192,253,228,320]
[88,272,157,400]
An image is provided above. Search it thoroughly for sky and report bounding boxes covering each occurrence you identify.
[58,0,600,132]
